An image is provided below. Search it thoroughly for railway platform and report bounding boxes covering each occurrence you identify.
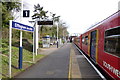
[71,44,104,79]
[14,43,105,79]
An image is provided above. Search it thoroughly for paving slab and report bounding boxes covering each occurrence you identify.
[15,43,71,78]
[72,44,102,79]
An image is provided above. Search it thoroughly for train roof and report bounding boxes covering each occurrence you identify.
[84,10,120,33]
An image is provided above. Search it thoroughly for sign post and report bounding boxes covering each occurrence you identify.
[19,0,23,69]
[19,31,23,69]
[35,21,39,56]
[57,23,59,48]
[36,21,53,54]
[9,20,12,78]
[9,20,34,77]
[33,29,35,62]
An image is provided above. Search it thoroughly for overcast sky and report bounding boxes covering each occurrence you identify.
[19,0,119,35]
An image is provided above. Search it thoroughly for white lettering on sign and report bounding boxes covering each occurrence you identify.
[23,10,30,17]
[27,27,32,30]
[15,23,22,29]
[14,23,33,31]
[25,11,28,17]
[103,61,120,78]
[22,26,26,29]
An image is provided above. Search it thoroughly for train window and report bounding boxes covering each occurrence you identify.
[82,36,88,45]
[82,37,85,43]
[77,38,80,43]
[104,27,120,57]
[74,38,77,42]
[85,36,88,45]
[105,27,120,36]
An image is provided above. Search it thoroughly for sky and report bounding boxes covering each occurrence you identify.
[17,0,120,35]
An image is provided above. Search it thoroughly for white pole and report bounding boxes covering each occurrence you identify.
[9,20,12,78]
[57,23,59,48]
[20,0,23,47]
[20,32,22,47]
[33,28,35,62]
[21,0,23,20]
[29,21,35,62]
[18,0,23,69]
[57,23,58,41]
[35,21,38,56]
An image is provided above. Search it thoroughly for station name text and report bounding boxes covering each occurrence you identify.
[103,61,120,78]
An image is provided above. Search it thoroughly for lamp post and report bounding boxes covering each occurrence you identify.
[29,20,36,62]
[29,20,38,56]
[57,22,59,48]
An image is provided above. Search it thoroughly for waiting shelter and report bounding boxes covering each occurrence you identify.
[42,35,50,48]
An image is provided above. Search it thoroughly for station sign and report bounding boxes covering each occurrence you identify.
[23,10,30,17]
[37,21,53,25]
[12,21,34,32]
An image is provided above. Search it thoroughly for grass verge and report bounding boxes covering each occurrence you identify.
[1,39,45,78]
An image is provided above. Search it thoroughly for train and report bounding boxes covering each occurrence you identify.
[73,10,120,79]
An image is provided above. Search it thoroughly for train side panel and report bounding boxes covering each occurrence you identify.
[80,11,120,79]
[81,33,89,55]
[97,12,120,79]
[80,35,82,49]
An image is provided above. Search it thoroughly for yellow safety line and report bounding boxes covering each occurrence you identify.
[68,46,72,79]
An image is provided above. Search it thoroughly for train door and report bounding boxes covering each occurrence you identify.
[90,30,97,62]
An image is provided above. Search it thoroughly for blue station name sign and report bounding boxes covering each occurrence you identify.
[12,21,34,32]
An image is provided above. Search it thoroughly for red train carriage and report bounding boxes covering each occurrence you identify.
[73,36,80,48]
[73,35,82,49]
[75,11,120,79]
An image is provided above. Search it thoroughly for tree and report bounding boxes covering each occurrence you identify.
[50,13,69,38]
[50,12,61,38]
[32,4,48,20]
[2,1,21,28]
[2,1,21,39]
[50,12,60,22]
[32,4,69,42]
[32,4,49,40]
